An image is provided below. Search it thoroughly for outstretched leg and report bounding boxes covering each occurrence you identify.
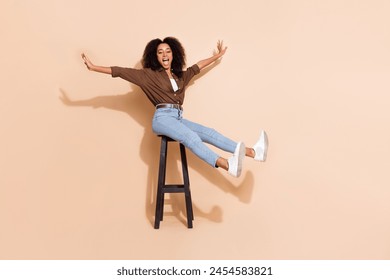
[152,109,221,167]
[152,108,245,177]
[181,119,237,153]
[182,119,268,162]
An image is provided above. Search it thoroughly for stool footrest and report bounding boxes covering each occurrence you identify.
[162,184,186,193]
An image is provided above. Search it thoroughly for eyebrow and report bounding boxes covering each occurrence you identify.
[157,47,171,52]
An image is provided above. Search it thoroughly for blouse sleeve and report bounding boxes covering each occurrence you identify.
[111,66,145,86]
[182,64,200,87]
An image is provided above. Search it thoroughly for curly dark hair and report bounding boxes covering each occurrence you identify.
[142,37,186,78]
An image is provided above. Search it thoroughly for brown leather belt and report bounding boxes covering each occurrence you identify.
[155,103,183,111]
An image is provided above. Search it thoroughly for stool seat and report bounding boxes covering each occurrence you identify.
[154,135,194,229]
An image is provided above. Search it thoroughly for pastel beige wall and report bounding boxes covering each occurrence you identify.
[1,0,390,259]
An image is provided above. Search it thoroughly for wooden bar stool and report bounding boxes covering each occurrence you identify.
[154,135,194,229]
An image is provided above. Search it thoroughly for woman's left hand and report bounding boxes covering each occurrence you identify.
[216,40,227,57]
[197,40,228,70]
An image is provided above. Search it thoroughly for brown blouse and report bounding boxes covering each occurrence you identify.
[111,64,200,106]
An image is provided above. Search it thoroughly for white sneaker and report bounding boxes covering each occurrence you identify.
[228,142,245,177]
[253,130,268,161]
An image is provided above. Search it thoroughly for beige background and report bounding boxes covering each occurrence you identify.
[1,0,390,259]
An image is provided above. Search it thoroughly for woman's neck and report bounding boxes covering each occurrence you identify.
[165,68,173,79]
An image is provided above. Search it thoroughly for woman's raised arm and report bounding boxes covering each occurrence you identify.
[81,53,112,75]
[196,40,227,71]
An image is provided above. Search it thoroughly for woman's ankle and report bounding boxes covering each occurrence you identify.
[216,157,228,171]
[245,147,255,158]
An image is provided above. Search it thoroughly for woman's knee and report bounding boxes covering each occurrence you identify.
[180,131,202,147]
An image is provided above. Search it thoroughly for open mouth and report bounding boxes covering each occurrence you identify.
[162,58,170,65]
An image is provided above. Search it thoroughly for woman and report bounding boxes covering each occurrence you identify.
[81,37,267,177]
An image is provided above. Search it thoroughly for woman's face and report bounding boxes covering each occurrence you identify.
[157,43,173,70]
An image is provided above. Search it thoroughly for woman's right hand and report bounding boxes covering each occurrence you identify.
[81,53,94,70]
[81,53,112,74]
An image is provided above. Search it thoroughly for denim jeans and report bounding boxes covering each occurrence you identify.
[152,108,237,167]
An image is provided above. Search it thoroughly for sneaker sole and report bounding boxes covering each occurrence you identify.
[236,142,245,177]
[261,131,268,162]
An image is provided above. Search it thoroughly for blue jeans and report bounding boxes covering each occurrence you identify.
[152,108,237,167]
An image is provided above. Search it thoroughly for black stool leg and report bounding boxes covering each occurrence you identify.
[154,136,168,229]
[154,136,194,229]
[180,143,194,228]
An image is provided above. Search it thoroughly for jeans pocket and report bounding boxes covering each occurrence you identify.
[156,108,172,114]
[154,108,178,120]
